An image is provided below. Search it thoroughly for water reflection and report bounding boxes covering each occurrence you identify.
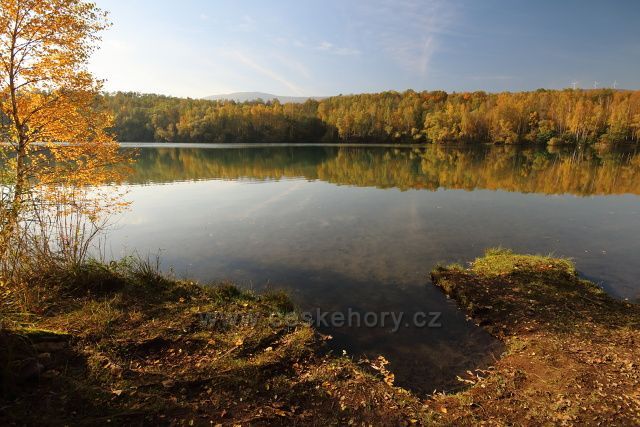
[107,144,640,394]
[126,144,640,195]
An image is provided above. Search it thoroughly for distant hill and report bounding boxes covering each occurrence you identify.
[204,92,324,104]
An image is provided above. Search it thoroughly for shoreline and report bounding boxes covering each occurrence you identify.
[117,141,638,149]
[1,250,639,424]
[428,248,640,424]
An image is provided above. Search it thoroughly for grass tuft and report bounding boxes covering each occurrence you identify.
[473,247,575,276]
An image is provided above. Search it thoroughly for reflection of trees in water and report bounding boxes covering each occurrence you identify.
[129,145,640,196]
[128,147,327,183]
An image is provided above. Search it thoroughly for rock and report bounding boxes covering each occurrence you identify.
[33,341,67,352]
[15,359,45,382]
[41,369,61,379]
[37,352,52,362]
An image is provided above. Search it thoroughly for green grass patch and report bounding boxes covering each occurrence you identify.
[473,247,576,276]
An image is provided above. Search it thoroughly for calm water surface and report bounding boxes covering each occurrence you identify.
[107,143,640,393]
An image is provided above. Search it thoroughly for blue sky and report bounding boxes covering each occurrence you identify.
[90,0,640,98]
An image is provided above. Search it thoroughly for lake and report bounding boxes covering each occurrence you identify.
[107,143,640,394]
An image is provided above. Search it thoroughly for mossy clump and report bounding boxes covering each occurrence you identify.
[474,247,576,276]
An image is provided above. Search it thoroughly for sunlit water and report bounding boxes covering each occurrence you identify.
[105,143,640,393]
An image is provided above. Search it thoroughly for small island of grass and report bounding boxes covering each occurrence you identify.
[428,248,640,425]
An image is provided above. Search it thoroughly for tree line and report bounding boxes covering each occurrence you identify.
[103,89,640,145]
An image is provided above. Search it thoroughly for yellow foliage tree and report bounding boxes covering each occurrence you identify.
[0,0,129,280]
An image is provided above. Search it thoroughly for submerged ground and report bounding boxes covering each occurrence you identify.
[1,249,639,425]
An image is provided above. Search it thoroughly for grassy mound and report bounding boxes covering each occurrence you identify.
[429,248,640,425]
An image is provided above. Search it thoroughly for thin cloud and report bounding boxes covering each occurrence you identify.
[354,0,455,76]
[231,51,305,95]
[417,36,436,75]
[272,53,312,80]
[469,75,515,81]
[237,15,256,32]
[317,41,361,56]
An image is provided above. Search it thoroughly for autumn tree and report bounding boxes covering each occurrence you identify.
[101,90,640,145]
[0,0,128,282]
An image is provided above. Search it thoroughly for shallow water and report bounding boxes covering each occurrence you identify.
[106,143,640,393]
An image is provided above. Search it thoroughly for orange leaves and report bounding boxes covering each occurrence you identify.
[0,0,129,193]
[370,355,395,386]
[1,0,112,143]
[0,0,132,281]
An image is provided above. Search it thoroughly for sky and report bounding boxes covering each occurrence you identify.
[89,0,640,98]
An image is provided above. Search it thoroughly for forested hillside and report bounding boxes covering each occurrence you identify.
[103,90,640,144]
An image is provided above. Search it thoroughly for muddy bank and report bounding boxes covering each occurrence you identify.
[428,248,640,425]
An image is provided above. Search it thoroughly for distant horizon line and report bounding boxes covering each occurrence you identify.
[99,87,638,100]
